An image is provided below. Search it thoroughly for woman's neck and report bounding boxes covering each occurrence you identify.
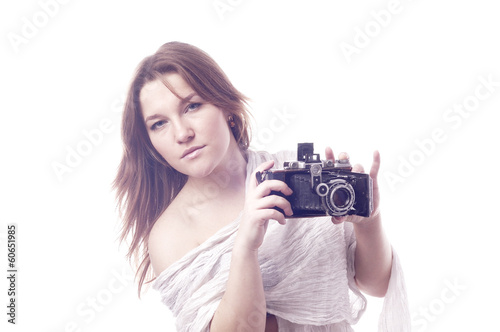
[183,145,248,204]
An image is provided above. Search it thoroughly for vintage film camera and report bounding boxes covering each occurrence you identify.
[256,143,373,218]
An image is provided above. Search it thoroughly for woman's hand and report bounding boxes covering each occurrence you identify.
[324,147,381,225]
[235,160,293,253]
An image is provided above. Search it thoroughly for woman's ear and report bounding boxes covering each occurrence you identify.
[227,114,236,128]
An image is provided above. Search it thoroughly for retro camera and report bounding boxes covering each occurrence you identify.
[256,143,373,218]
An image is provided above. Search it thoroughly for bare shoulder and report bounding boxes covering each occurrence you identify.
[148,204,198,277]
[148,184,243,277]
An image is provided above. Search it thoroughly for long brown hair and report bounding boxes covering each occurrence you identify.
[113,41,251,296]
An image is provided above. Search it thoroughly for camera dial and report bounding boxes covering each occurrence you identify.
[316,183,329,197]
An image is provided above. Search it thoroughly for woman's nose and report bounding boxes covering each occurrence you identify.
[174,119,194,143]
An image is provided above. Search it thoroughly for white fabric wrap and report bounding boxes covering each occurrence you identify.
[153,150,410,331]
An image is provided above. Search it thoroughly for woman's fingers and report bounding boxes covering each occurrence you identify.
[256,195,293,217]
[370,150,381,182]
[250,160,275,188]
[254,208,288,225]
[338,151,349,160]
[254,179,293,198]
[325,146,335,161]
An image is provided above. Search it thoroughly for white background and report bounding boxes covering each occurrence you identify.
[1,0,499,331]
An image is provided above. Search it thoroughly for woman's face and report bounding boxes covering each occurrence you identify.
[140,73,238,178]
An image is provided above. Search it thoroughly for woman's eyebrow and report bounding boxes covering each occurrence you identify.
[144,114,161,123]
[144,92,199,123]
[179,92,198,104]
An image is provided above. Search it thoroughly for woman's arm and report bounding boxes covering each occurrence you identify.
[210,161,292,331]
[352,214,392,297]
[210,245,266,330]
[327,149,392,297]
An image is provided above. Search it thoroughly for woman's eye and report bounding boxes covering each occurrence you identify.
[151,120,167,131]
[186,103,201,112]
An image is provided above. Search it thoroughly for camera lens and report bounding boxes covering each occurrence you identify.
[324,179,355,216]
[332,188,350,208]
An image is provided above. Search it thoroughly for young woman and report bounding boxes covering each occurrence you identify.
[114,41,410,331]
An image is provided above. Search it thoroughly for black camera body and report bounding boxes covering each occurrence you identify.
[256,143,373,218]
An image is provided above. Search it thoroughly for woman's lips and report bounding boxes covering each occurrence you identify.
[181,145,205,159]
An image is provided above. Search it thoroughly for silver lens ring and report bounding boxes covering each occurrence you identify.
[324,179,355,216]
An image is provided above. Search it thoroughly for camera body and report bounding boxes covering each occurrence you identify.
[256,143,373,218]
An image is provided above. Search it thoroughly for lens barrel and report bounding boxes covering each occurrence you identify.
[324,179,356,216]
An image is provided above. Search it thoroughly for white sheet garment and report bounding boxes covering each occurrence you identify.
[153,150,410,331]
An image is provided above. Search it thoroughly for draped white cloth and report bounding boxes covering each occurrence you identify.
[152,150,410,331]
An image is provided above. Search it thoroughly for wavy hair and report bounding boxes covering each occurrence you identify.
[113,41,251,296]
